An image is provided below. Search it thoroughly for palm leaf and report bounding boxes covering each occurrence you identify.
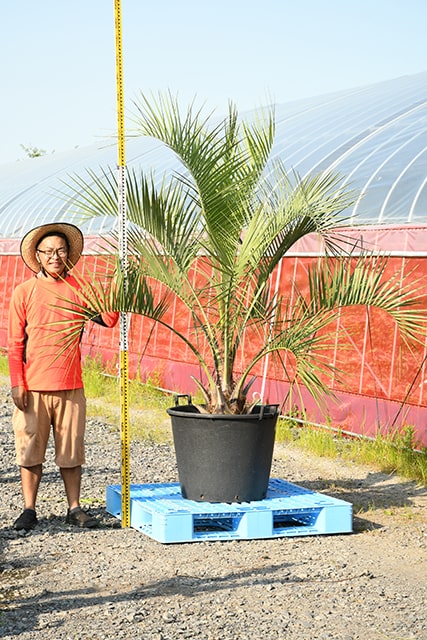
[59,93,426,413]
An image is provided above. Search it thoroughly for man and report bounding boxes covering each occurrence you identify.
[8,222,118,531]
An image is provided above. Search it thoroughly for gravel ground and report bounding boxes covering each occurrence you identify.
[0,382,426,640]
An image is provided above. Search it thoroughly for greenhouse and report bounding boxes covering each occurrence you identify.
[1,71,426,446]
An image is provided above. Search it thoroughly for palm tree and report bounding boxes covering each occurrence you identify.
[65,93,424,415]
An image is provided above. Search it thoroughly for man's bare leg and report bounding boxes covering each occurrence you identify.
[60,465,82,510]
[20,464,42,510]
[61,465,99,528]
[13,465,42,530]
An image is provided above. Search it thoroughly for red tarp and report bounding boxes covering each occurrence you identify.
[1,225,426,447]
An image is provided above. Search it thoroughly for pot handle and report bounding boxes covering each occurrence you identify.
[172,394,193,407]
[258,404,280,420]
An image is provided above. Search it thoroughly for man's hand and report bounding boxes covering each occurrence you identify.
[11,386,27,411]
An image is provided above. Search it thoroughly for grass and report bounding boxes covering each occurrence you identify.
[1,352,426,484]
[0,352,9,377]
[82,355,174,443]
[277,417,427,485]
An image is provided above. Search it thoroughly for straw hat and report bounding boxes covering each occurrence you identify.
[20,222,84,273]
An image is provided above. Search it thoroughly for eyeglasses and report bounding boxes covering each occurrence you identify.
[37,248,68,258]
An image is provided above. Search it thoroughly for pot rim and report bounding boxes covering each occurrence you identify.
[167,402,279,421]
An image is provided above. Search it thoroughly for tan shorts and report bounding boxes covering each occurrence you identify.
[13,389,86,468]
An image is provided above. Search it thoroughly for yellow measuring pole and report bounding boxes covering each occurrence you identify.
[114,0,130,527]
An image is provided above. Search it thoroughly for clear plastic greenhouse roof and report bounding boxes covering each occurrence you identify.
[0,71,426,238]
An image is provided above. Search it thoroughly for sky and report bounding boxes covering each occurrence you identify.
[2,0,426,165]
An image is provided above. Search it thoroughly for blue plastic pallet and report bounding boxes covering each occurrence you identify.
[106,479,352,543]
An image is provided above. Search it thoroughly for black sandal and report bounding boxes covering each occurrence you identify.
[14,509,38,531]
[66,507,99,528]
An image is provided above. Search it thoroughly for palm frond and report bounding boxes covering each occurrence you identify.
[306,255,426,343]
[59,93,426,414]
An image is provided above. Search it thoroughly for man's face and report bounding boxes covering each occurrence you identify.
[36,235,69,279]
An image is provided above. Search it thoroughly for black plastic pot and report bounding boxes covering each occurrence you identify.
[167,396,279,503]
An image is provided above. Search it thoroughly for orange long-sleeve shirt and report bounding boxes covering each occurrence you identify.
[8,274,118,391]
